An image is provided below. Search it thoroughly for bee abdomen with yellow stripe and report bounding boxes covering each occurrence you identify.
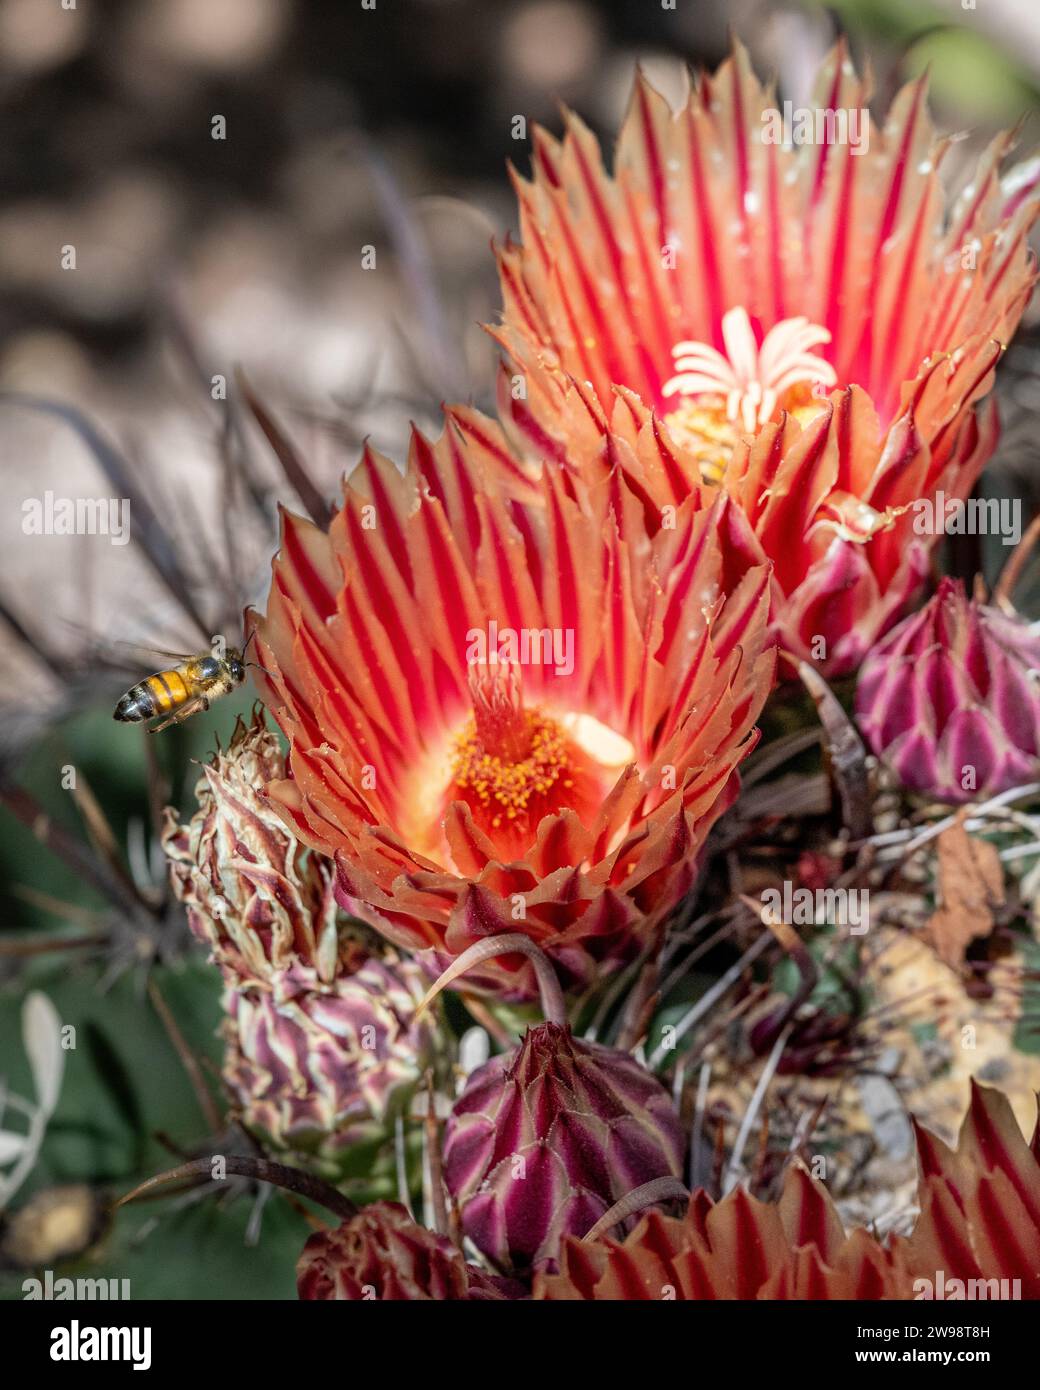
[113,650,247,731]
[114,670,191,723]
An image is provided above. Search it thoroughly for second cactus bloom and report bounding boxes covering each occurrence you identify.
[495,45,1040,674]
[855,577,1040,804]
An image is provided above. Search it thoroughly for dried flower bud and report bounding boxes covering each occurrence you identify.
[219,952,428,1177]
[162,712,341,984]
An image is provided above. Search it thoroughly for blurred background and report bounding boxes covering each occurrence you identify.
[0,0,1038,1298]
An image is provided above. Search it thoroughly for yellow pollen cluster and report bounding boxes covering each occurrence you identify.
[664,383,831,484]
[782,381,831,432]
[662,396,738,485]
[451,711,573,828]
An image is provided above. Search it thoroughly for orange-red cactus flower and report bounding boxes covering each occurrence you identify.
[536,1082,1040,1300]
[536,1169,915,1300]
[251,405,774,1001]
[494,42,1040,674]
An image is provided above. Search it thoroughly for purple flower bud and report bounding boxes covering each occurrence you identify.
[856,577,1040,803]
[443,1021,685,1274]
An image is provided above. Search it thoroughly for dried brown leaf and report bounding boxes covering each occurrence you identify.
[926,816,1004,969]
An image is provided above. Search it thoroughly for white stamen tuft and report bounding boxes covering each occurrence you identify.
[663,307,837,431]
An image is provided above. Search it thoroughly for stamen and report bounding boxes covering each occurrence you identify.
[468,660,529,762]
[441,665,633,851]
[663,307,836,433]
[451,710,571,829]
[659,397,739,484]
[452,662,572,830]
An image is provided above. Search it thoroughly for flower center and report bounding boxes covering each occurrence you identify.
[442,662,631,857]
[661,307,837,483]
[451,709,571,828]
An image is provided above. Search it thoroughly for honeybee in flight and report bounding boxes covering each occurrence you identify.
[113,633,258,733]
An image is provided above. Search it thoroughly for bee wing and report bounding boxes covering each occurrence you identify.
[109,640,199,661]
[57,619,201,664]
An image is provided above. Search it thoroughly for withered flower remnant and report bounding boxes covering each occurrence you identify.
[162,714,429,1177]
[297,1202,517,1301]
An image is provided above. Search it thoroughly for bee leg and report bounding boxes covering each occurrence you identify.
[147,698,205,733]
[146,712,180,734]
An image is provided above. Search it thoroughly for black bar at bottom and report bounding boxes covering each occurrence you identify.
[0,1297,1033,1373]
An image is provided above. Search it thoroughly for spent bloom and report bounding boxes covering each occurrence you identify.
[162,714,428,1177]
[297,1202,516,1300]
[251,405,774,1001]
[494,43,1040,673]
[855,577,1040,803]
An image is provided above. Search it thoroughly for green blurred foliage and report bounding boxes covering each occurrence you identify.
[1012,938,1040,1057]
[0,691,267,932]
[0,689,307,1300]
[0,956,310,1300]
[810,0,1040,121]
